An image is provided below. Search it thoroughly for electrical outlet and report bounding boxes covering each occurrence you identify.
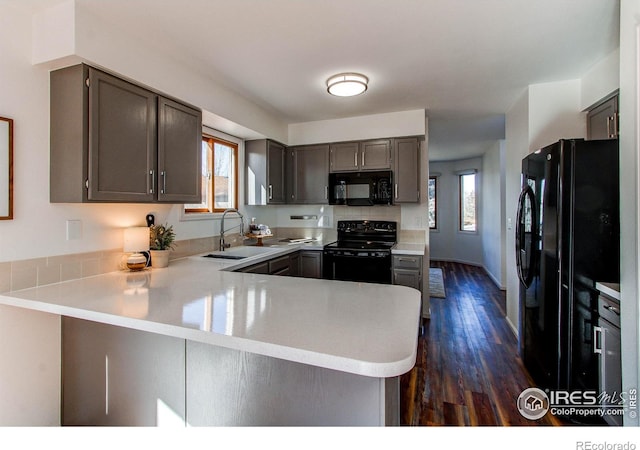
[66,220,82,240]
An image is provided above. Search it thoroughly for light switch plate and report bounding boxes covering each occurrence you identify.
[66,220,82,240]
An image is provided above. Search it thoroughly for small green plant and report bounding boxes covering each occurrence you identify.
[149,223,176,250]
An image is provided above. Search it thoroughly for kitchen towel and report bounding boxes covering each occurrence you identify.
[429,268,446,298]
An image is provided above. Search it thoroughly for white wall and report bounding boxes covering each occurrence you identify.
[504,79,587,330]
[581,49,620,110]
[288,110,426,145]
[429,157,483,266]
[481,141,506,288]
[618,0,639,427]
[528,79,586,152]
[33,0,287,144]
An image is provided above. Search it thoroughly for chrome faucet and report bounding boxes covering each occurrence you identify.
[219,208,244,251]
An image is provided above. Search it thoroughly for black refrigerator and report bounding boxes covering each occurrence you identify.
[516,139,619,398]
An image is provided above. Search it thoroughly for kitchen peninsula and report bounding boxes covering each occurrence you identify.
[0,244,421,426]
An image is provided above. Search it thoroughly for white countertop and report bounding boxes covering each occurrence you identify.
[0,244,420,378]
[392,243,426,256]
[596,281,621,301]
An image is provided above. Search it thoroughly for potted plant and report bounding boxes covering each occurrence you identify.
[149,223,176,268]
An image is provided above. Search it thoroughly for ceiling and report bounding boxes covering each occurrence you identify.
[13,0,620,161]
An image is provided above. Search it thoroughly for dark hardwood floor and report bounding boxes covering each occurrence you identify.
[400,261,563,426]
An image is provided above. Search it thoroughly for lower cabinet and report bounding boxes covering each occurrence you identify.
[299,251,322,278]
[62,317,186,426]
[392,254,423,292]
[237,250,322,278]
[289,252,300,277]
[186,340,396,426]
[61,317,397,426]
[269,255,291,275]
[241,261,269,274]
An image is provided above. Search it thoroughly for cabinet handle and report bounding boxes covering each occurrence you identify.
[325,185,328,199]
[606,116,612,138]
[398,257,417,263]
[354,151,358,167]
[149,170,155,194]
[395,183,398,199]
[362,150,365,167]
[611,113,618,138]
[269,184,273,200]
[593,326,603,354]
[604,304,620,315]
[105,354,109,415]
[160,171,166,194]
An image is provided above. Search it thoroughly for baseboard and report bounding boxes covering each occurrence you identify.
[481,265,506,291]
[429,257,482,267]
[429,258,506,291]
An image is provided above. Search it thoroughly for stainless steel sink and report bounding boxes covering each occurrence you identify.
[203,254,246,260]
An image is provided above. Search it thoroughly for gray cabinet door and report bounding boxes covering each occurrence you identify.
[62,317,185,426]
[300,251,322,278]
[157,97,202,203]
[330,140,391,172]
[394,137,420,203]
[245,139,268,205]
[587,95,618,140]
[290,144,329,203]
[360,139,392,170]
[267,140,287,204]
[392,254,422,291]
[88,68,157,202]
[246,139,287,205]
[330,142,359,172]
[393,269,421,290]
[289,252,300,277]
[242,261,270,273]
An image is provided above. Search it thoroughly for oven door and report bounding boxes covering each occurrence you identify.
[323,251,392,284]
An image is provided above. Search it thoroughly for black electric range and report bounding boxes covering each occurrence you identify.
[323,220,397,283]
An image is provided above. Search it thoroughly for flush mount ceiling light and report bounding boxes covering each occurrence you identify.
[326,73,368,97]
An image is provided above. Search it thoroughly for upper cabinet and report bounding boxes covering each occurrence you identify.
[50,64,202,203]
[360,139,392,170]
[329,141,359,171]
[329,139,392,172]
[244,135,420,206]
[587,94,618,140]
[157,97,203,203]
[245,139,287,205]
[393,137,420,203]
[287,144,329,204]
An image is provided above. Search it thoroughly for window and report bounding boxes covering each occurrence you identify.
[428,176,437,229]
[459,172,477,232]
[185,135,238,214]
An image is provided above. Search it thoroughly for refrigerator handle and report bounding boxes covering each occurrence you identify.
[515,184,537,288]
[593,326,603,354]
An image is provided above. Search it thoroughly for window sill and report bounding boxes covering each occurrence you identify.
[180,211,227,222]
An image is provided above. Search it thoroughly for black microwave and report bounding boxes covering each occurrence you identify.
[328,171,393,206]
